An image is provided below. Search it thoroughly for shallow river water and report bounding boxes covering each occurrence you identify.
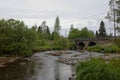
[0,51,104,80]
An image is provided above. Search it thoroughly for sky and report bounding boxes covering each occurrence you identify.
[0,0,112,35]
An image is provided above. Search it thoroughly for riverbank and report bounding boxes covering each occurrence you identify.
[0,50,120,67]
[0,56,20,67]
[0,50,120,80]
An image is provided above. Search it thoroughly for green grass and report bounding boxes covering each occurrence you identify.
[75,59,120,80]
[87,44,120,53]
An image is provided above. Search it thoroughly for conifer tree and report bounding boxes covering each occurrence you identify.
[99,21,107,37]
[54,16,61,34]
[53,16,61,40]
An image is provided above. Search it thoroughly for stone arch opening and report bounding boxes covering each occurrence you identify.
[88,41,96,47]
[79,42,85,50]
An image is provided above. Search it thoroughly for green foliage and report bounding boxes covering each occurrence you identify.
[0,17,75,57]
[68,40,76,50]
[46,26,50,35]
[87,45,103,52]
[54,16,61,33]
[37,21,51,40]
[99,21,107,37]
[33,37,70,51]
[69,28,80,39]
[69,27,95,39]
[33,46,52,52]
[114,37,120,46]
[79,27,95,38]
[0,19,38,56]
[52,16,61,40]
[75,59,120,80]
[52,46,64,50]
[52,32,60,40]
[33,21,53,52]
[52,36,69,50]
[32,23,37,31]
[87,44,120,53]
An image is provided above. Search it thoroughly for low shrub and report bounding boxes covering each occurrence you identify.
[52,46,65,50]
[33,45,66,52]
[33,46,52,52]
[87,45,103,52]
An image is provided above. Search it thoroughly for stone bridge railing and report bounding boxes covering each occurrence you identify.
[74,37,113,41]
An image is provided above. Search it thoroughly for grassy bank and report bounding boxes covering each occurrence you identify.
[87,44,120,53]
[33,46,66,52]
[75,59,120,80]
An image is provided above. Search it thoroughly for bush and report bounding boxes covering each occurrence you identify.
[33,46,52,52]
[87,45,103,52]
[52,46,64,50]
[52,37,69,50]
[0,19,38,57]
[68,40,77,50]
[87,44,120,53]
[33,45,65,52]
[75,59,120,80]
[104,45,120,53]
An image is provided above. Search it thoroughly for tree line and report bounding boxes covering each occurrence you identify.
[69,21,108,40]
[0,16,109,56]
[0,17,69,56]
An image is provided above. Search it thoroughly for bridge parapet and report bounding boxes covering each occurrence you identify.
[74,37,111,41]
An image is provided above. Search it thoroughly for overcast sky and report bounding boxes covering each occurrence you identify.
[0,0,111,35]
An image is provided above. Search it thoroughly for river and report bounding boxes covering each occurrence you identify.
[0,51,104,80]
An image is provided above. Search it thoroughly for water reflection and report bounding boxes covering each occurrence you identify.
[0,52,72,80]
[31,53,72,80]
[0,59,36,80]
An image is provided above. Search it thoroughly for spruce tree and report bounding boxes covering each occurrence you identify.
[54,16,61,34]
[53,16,61,40]
[99,21,106,38]
[46,26,50,35]
[38,26,43,33]
[96,31,99,38]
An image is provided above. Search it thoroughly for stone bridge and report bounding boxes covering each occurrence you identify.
[74,37,110,50]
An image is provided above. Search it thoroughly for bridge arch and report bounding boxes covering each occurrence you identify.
[79,42,85,50]
[88,41,96,47]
